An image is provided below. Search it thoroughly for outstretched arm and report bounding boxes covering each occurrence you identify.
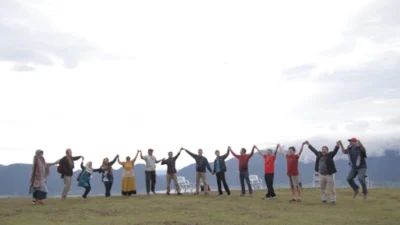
[173,150,181,160]
[279,145,286,157]
[249,146,255,157]
[339,141,347,154]
[72,156,83,161]
[132,151,140,164]
[222,148,230,159]
[255,145,264,157]
[229,147,239,158]
[332,141,340,157]
[156,158,164,164]
[109,155,118,166]
[298,142,305,157]
[46,159,60,167]
[184,148,197,159]
[274,144,279,156]
[139,150,144,160]
[306,141,319,156]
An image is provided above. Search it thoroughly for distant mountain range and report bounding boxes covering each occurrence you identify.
[1,150,399,197]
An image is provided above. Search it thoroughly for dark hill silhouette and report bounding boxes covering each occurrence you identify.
[0,150,399,197]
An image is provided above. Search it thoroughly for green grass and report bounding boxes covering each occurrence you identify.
[0,189,399,225]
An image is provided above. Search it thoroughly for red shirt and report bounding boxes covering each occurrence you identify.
[263,155,276,174]
[286,154,299,176]
[231,151,254,172]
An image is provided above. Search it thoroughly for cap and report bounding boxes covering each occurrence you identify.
[148,149,154,152]
[348,137,358,142]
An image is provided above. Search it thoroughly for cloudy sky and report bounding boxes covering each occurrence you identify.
[0,0,399,169]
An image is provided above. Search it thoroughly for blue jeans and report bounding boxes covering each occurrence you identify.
[347,167,368,194]
[239,171,253,194]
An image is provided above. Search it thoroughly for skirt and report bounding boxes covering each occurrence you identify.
[121,177,136,196]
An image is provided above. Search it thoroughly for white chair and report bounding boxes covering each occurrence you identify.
[177,176,195,193]
[249,175,264,190]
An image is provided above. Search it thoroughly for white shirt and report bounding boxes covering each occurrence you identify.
[143,155,157,171]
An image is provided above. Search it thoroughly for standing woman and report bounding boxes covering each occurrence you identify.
[78,160,94,199]
[30,149,59,205]
[95,155,119,197]
[118,151,139,196]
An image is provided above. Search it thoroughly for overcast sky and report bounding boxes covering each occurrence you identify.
[0,0,399,169]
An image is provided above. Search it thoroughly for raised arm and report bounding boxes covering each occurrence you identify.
[109,155,118,166]
[184,148,197,159]
[298,143,305,157]
[117,156,123,166]
[339,141,347,154]
[139,150,144,160]
[306,141,319,156]
[229,147,240,158]
[72,156,83,161]
[173,150,181,160]
[132,151,140,164]
[80,162,85,170]
[279,145,286,157]
[249,146,255,157]
[254,145,264,157]
[221,148,230,159]
[274,144,279,156]
[332,141,340,157]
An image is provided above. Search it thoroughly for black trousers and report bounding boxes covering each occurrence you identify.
[216,172,231,195]
[145,171,156,193]
[104,181,113,197]
[264,173,276,198]
[82,182,91,198]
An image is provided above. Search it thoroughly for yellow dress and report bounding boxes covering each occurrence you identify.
[121,161,136,195]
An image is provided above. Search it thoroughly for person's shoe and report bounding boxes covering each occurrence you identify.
[289,199,297,202]
[331,201,336,205]
[205,192,209,195]
[322,200,327,204]
[37,200,44,205]
[262,197,270,200]
[240,194,245,197]
[152,191,156,195]
[227,193,231,196]
[296,199,302,203]
[271,196,277,199]
[353,190,359,199]
[193,192,199,195]
[61,196,67,200]
[363,193,368,200]
[32,200,38,205]
[147,192,150,196]
[177,193,183,196]
[166,192,170,195]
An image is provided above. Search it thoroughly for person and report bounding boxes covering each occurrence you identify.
[279,144,304,202]
[182,148,213,195]
[118,151,139,196]
[58,149,84,200]
[255,144,279,200]
[305,140,340,205]
[95,155,119,197]
[212,148,231,196]
[229,146,255,197]
[339,138,368,200]
[161,149,183,195]
[78,160,94,199]
[140,149,163,195]
[30,150,59,205]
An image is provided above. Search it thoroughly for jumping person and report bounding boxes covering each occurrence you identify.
[58,149,83,200]
[118,151,139,196]
[78,160,94,199]
[230,146,255,197]
[140,149,163,195]
[279,144,304,202]
[182,148,213,195]
[339,138,368,200]
[30,150,59,205]
[305,140,340,205]
[95,155,119,197]
[161,149,183,195]
[255,144,279,200]
[212,148,231,196]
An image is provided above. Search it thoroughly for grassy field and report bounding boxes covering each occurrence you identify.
[0,188,399,225]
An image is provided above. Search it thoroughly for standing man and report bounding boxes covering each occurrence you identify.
[230,146,255,197]
[305,140,340,205]
[279,144,304,202]
[255,144,279,200]
[182,148,213,195]
[58,148,84,200]
[140,149,163,195]
[339,138,368,200]
[212,148,231,196]
[161,149,183,195]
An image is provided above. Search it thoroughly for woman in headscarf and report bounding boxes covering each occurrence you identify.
[78,160,94,199]
[118,151,139,196]
[30,149,59,205]
[95,155,119,197]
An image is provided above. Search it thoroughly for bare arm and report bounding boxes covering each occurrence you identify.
[132,151,140,164]
[274,144,279,156]
[279,145,286,157]
[249,146,255,157]
[139,151,144,160]
[156,158,164,164]
[255,145,264,157]
[339,141,347,154]
[298,143,305,157]
[117,157,123,166]
[46,159,60,167]
[229,147,239,158]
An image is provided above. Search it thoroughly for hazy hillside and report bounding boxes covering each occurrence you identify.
[0,150,399,197]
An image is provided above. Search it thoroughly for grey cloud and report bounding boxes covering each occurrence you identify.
[385,115,400,125]
[11,64,36,72]
[280,63,316,80]
[0,0,97,71]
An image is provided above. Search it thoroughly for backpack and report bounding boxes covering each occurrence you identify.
[57,157,65,174]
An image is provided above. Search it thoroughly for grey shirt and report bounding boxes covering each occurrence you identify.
[143,155,157,171]
[318,155,328,175]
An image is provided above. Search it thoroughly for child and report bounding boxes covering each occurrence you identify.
[78,161,93,199]
[279,143,304,202]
